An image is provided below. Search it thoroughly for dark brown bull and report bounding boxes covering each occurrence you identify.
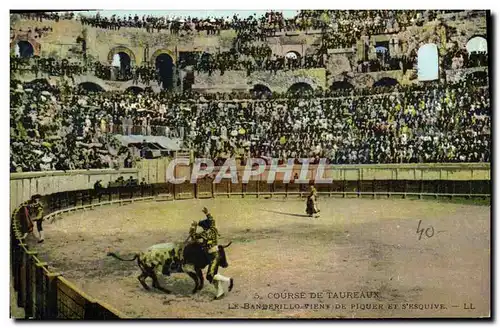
[108,241,232,294]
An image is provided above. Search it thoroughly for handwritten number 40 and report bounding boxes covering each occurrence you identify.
[416,219,435,240]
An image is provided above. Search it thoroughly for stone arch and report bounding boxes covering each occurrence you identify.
[287,82,314,94]
[154,52,175,91]
[150,49,176,66]
[287,76,319,91]
[285,51,301,59]
[10,34,41,56]
[373,77,399,87]
[251,84,272,97]
[125,86,144,94]
[466,36,488,54]
[13,40,34,58]
[73,75,109,91]
[107,46,136,65]
[77,82,105,93]
[253,84,272,91]
[417,43,439,81]
[119,80,161,93]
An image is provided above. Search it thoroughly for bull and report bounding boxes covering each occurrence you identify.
[107,240,232,295]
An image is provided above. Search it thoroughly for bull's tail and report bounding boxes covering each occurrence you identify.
[107,252,139,262]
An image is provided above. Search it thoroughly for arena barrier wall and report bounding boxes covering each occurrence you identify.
[10,168,139,212]
[171,162,491,199]
[10,163,490,319]
[11,203,129,319]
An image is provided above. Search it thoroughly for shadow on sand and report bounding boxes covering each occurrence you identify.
[260,209,311,218]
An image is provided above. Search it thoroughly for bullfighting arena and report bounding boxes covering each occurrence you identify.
[31,197,490,318]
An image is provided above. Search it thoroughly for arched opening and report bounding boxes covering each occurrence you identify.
[330,80,354,90]
[285,51,301,60]
[375,44,390,69]
[251,84,272,98]
[111,52,132,81]
[373,77,399,87]
[466,36,488,54]
[417,43,439,81]
[376,46,389,53]
[78,82,104,93]
[111,54,121,67]
[466,36,488,67]
[156,53,175,90]
[125,86,144,94]
[285,51,301,69]
[16,41,34,58]
[287,82,313,95]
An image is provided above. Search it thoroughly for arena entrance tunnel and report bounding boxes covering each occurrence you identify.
[125,86,144,95]
[251,84,272,98]
[287,82,313,95]
[156,53,175,90]
[77,82,105,93]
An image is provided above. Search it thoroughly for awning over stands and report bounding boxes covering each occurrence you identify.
[114,135,182,151]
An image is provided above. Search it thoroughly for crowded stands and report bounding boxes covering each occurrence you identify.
[11,10,485,79]
[18,10,464,35]
[10,10,490,172]
[10,79,135,172]
[10,70,490,172]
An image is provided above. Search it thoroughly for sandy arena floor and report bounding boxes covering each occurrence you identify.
[30,197,490,318]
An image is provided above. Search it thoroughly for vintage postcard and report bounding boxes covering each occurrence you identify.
[9,8,491,319]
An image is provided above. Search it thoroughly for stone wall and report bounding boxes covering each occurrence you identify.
[11,72,162,92]
[10,17,322,64]
[193,68,327,93]
[348,69,418,88]
[445,67,488,83]
[10,11,489,92]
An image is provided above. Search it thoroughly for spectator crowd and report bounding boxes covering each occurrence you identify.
[10,79,135,172]
[11,25,53,39]
[12,9,488,81]
[169,76,490,165]
[17,10,467,36]
[10,70,490,172]
[10,10,490,172]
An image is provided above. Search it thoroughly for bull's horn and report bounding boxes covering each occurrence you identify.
[221,241,232,248]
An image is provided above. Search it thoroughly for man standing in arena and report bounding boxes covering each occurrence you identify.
[191,207,234,299]
[13,194,45,243]
[306,186,320,218]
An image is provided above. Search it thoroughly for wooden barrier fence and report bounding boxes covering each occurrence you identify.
[10,163,491,319]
